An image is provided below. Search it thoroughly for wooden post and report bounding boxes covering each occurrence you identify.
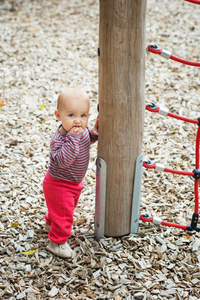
[97,0,146,237]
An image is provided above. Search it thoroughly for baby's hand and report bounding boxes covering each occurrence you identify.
[69,127,84,136]
[91,115,99,136]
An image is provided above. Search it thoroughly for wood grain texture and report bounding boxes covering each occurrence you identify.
[98,0,146,236]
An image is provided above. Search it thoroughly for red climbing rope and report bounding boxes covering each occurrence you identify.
[167,112,199,125]
[185,0,200,4]
[194,127,200,214]
[143,161,194,176]
[147,45,200,67]
[195,180,199,214]
[163,167,193,176]
[143,161,156,169]
[140,215,153,223]
[170,55,200,67]
[147,45,162,55]
[140,215,188,230]
[161,221,188,230]
[146,103,199,125]
[196,127,200,168]
[146,104,160,113]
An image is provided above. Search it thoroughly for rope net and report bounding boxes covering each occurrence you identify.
[143,0,200,231]
[142,103,200,232]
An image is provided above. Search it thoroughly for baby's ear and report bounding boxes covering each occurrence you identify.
[55,110,60,120]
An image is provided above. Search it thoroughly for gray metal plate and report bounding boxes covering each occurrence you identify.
[130,153,143,234]
[94,157,107,241]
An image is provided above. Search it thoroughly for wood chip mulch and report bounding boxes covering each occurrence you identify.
[0,0,200,299]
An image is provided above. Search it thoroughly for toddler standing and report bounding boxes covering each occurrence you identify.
[43,87,98,258]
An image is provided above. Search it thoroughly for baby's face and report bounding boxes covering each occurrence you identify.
[55,91,90,133]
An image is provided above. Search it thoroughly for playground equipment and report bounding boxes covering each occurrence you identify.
[95,0,146,240]
[95,0,200,240]
[142,103,200,232]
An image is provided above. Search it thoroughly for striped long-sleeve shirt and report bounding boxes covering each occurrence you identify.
[48,125,98,182]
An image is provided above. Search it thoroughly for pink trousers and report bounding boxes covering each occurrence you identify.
[43,171,84,244]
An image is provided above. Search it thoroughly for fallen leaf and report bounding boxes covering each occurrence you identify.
[21,250,37,255]
[11,222,20,227]
[0,101,5,106]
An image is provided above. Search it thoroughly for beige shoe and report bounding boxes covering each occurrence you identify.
[44,224,51,233]
[46,240,72,258]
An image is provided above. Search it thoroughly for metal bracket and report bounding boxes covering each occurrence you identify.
[94,157,107,241]
[130,154,143,234]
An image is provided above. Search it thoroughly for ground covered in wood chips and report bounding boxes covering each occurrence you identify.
[1,0,200,299]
